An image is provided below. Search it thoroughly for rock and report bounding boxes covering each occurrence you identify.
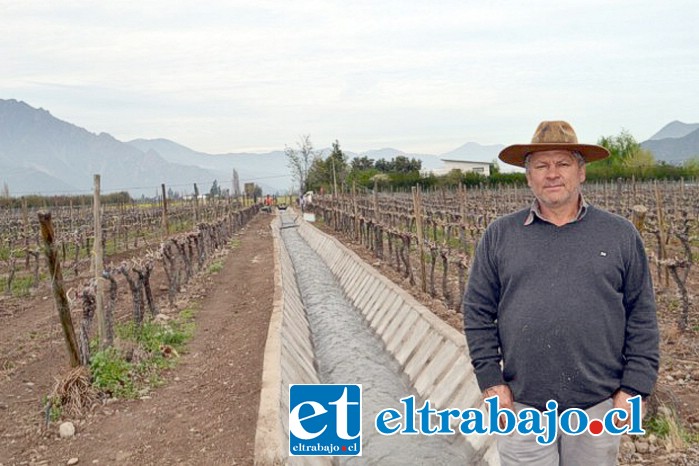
[66,458,79,465]
[635,441,650,453]
[115,451,131,461]
[620,438,636,455]
[647,434,657,444]
[59,422,75,438]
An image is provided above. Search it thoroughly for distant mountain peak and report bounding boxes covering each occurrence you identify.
[440,141,504,163]
[0,100,221,196]
[648,121,699,140]
[360,148,406,158]
[641,122,699,164]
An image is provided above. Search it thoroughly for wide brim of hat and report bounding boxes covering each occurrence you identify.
[498,143,610,168]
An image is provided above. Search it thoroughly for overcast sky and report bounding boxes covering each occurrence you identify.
[2,0,698,155]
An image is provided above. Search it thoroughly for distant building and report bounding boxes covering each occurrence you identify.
[421,159,493,177]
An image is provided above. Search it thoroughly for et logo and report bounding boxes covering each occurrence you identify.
[289,384,362,457]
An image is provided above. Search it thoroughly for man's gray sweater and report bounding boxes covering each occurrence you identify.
[463,205,659,411]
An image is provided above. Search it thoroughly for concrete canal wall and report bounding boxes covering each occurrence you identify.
[255,214,498,465]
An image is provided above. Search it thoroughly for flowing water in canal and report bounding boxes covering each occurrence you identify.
[281,222,474,465]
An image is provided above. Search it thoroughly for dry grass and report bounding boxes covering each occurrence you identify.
[49,365,97,418]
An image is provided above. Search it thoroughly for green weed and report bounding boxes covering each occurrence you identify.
[89,347,135,398]
[116,319,193,354]
[0,246,10,261]
[644,409,695,450]
[179,308,196,322]
[1,274,36,297]
[88,315,196,400]
[208,260,224,274]
[41,395,62,422]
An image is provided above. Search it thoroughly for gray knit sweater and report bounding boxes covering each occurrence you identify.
[463,205,659,411]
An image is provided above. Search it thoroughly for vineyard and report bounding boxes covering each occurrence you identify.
[0,193,260,392]
[310,179,699,459]
[0,196,254,298]
[0,178,698,463]
[312,180,698,332]
[0,197,273,465]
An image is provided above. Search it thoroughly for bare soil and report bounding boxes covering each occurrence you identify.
[0,213,275,466]
[1,211,697,465]
[314,219,699,465]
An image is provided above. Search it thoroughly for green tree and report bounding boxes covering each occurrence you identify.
[325,140,349,193]
[306,140,349,194]
[351,156,375,171]
[588,129,656,179]
[374,158,394,172]
[596,129,652,169]
[490,159,501,175]
[393,155,421,173]
[209,179,221,198]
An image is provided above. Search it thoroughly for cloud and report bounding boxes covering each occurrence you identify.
[2,0,698,153]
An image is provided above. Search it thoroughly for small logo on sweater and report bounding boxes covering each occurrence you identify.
[600,251,607,257]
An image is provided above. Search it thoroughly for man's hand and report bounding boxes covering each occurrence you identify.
[483,384,514,429]
[612,389,645,428]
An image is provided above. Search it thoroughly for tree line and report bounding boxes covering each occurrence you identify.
[0,191,133,209]
[285,136,427,194]
[286,131,699,195]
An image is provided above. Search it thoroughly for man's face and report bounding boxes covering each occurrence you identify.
[525,150,586,210]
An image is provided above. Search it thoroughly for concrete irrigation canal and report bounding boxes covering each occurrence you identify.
[255,211,498,465]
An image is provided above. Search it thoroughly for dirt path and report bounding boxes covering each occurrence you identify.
[0,213,275,465]
[3,211,697,465]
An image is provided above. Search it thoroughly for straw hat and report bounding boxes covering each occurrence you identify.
[498,121,610,167]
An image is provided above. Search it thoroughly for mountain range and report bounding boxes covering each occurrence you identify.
[1,99,697,197]
[641,121,699,163]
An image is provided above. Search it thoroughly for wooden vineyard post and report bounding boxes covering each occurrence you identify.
[632,205,648,233]
[352,181,359,241]
[373,180,379,222]
[193,183,200,223]
[616,178,623,214]
[412,185,427,293]
[373,183,381,257]
[93,175,108,349]
[69,198,74,234]
[38,212,81,367]
[161,183,169,237]
[603,181,608,210]
[459,184,467,252]
[22,197,29,269]
[653,180,669,287]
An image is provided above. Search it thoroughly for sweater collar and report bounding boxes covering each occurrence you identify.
[524,194,589,226]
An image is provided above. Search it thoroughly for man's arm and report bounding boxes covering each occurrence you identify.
[620,229,660,397]
[463,228,505,392]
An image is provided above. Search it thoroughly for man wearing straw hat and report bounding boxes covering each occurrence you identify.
[463,121,659,465]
